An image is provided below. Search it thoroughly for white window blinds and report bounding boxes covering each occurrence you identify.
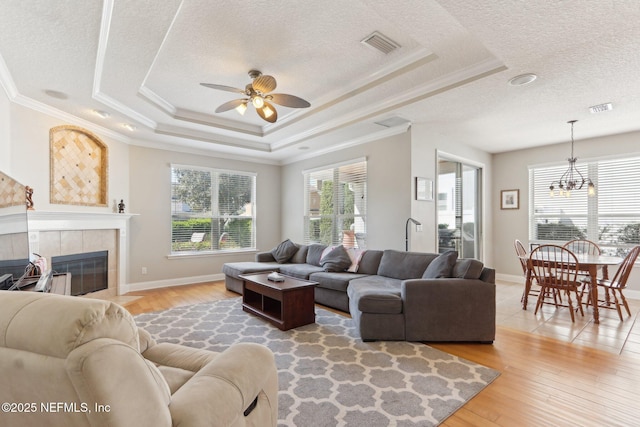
[529,155,640,255]
[171,165,256,254]
[303,159,367,247]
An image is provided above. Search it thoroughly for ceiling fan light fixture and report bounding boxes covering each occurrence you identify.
[252,95,265,109]
[235,101,248,115]
[201,69,309,123]
[262,105,274,119]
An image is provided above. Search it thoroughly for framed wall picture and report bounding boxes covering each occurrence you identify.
[501,189,519,210]
[416,177,433,201]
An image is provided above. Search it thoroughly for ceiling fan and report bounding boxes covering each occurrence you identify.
[200,70,311,123]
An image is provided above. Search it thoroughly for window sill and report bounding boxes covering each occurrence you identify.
[167,248,257,260]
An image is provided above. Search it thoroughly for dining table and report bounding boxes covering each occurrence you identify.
[520,252,623,323]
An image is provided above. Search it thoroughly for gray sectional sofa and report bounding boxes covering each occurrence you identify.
[222,241,495,343]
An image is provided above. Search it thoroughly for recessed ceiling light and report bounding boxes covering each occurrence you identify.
[589,102,613,114]
[508,73,537,86]
[122,123,136,131]
[92,109,110,118]
[44,89,68,99]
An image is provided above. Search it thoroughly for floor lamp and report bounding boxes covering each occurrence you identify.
[405,218,421,251]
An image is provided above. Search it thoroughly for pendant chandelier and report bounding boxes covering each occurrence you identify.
[549,120,596,198]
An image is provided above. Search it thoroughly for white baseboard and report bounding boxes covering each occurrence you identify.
[125,273,226,293]
[496,273,525,285]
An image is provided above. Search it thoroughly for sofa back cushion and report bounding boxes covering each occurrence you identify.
[306,244,328,266]
[451,258,485,279]
[357,250,384,275]
[377,250,436,280]
[0,291,139,358]
[290,244,309,264]
[422,250,458,278]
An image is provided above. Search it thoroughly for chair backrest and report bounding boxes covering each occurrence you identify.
[563,239,601,255]
[514,239,528,274]
[609,245,640,289]
[528,244,579,287]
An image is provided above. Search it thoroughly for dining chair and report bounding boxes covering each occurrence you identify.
[564,238,607,301]
[590,245,640,321]
[516,239,563,308]
[514,239,528,274]
[529,244,584,322]
[563,239,601,256]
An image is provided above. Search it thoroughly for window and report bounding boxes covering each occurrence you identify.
[303,159,367,247]
[529,155,640,256]
[171,165,256,254]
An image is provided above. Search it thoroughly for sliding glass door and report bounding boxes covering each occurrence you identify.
[437,157,482,259]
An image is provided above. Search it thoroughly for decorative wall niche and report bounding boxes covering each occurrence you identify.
[50,125,108,207]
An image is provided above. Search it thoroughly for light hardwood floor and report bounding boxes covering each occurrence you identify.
[123,281,640,427]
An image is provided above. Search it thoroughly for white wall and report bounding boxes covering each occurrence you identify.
[0,88,10,172]
[281,131,411,251]
[6,104,130,213]
[127,145,281,286]
[410,124,494,266]
[493,130,640,294]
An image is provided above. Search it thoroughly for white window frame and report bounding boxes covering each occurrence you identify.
[170,164,256,256]
[303,158,367,247]
[529,153,640,256]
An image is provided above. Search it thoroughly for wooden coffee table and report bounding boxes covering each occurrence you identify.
[239,272,318,331]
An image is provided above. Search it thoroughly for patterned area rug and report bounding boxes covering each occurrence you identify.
[134,298,499,426]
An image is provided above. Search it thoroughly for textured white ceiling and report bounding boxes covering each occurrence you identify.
[1,0,638,163]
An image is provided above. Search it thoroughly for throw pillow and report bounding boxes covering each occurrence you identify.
[306,244,327,266]
[451,258,484,279]
[346,248,366,272]
[422,250,458,278]
[271,239,298,263]
[320,245,352,272]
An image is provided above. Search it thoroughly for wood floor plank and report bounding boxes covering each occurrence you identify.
[121,281,640,426]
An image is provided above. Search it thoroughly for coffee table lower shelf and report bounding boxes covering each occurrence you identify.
[240,273,318,331]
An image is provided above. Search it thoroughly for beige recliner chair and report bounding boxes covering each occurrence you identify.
[0,291,278,427]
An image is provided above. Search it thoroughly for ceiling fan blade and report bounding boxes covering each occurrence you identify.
[256,101,278,123]
[215,99,247,113]
[252,74,277,94]
[268,93,311,108]
[200,83,245,94]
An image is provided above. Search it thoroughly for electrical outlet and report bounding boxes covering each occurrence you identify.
[416,225,423,232]
[142,267,147,275]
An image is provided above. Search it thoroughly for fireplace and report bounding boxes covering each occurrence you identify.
[52,251,108,296]
[26,211,135,295]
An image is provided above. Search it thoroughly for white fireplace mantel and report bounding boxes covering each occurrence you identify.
[27,211,138,295]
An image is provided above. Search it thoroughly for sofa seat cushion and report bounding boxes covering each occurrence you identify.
[278,263,324,279]
[222,262,281,279]
[309,272,370,292]
[348,276,402,314]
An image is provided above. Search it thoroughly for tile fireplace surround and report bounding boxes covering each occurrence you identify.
[27,211,135,297]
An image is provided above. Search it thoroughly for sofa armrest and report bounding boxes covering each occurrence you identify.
[401,279,496,342]
[256,251,276,262]
[169,342,278,427]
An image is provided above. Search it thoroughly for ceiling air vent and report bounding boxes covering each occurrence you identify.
[361,31,400,54]
[589,102,613,114]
